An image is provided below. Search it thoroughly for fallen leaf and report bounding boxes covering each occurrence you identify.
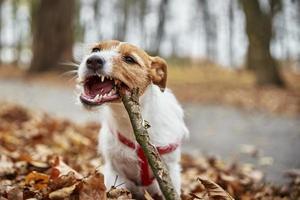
[285,169,300,178]
[50,156,83,179]
[79,171,106,200]
[25,171,49,190]
[0,155,15,178]
[48,172,78,192]
[7,186,22,200]
[107,187,132,199]
[49,183,77,200]
[198,177,235,200]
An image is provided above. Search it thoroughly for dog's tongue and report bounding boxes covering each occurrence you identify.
[84,77,114,97]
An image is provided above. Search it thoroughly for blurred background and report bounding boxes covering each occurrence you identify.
[0,0,299,186]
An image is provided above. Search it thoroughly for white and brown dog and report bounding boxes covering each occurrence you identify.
[77,40,188,198]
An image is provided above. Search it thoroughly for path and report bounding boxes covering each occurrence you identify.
[0,78,299,185]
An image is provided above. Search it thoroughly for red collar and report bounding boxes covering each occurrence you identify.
[117,132,180,186]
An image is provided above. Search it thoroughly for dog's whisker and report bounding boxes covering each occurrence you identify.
[60,62,80,68]
[67,75,79,83]
[113,175,119,187]
[59,70,78,78]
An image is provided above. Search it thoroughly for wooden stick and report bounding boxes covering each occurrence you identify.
[120,88,180,200]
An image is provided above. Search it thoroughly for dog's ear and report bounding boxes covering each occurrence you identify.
[150,56,168,92]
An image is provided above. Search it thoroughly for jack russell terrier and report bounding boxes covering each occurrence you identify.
[77,40,188,198]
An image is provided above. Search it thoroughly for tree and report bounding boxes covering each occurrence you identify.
[196,0,218,61]
[93,0,102,40]
[153,0,169,55]
[29,0,75,72]
[138,0,148,45]
[12,0,22,65]
[228,0,235,67]
[240,0,284,87]
[0,0,4,64]
[115,0,130,41]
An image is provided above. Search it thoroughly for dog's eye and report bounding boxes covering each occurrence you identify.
[91,48,100,53]
[123,56,136,64]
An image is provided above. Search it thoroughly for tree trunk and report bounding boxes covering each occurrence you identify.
[197,0,217,61]
[0,0,4,65]
[240,0,284,87]
[29,0,75,73]
[115,0,130,41]
[153,0,168,55]
[139,0,147,45]
[93,0,102,40]
[228,0,235,67]
[12,0,21,66]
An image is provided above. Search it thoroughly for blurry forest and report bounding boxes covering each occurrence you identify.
[0,0,300,87]
[1,1,300,199]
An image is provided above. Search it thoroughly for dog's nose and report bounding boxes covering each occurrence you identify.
[86,56,104,71]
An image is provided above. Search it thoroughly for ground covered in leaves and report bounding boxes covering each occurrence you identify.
[0,103,299,199]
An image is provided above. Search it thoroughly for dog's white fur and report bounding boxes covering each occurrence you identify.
[78,42,189,198]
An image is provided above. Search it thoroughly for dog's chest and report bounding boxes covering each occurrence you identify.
[107,138,144,182]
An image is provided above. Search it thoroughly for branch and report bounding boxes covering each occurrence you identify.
[120,88,180,200]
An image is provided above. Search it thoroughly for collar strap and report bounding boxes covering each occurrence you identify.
[117,132,180,186]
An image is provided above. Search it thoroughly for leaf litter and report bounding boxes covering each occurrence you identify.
[0,103,299,199]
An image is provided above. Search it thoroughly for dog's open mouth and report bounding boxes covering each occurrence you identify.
[80,75,125,106]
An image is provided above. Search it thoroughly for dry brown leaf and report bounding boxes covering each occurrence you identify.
[48,183,78,200]
[25,171,49,190]
[0,155,15,178]
[107,187,132,199]
[50,156,83,179]
[1,103,300,200]
[7,186,22,200]
[79,171,106,200]
[285,169,300,178]
[198,177,235,200]
[48,172,78,192]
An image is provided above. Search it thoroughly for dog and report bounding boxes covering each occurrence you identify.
[77,40,189,198]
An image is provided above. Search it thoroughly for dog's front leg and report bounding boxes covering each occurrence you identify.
[167,163,181,195]
[103,163,126,189]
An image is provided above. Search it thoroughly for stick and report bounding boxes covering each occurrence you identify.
[120,88,180,200]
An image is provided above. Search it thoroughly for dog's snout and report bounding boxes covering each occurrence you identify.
[86,55,104,71]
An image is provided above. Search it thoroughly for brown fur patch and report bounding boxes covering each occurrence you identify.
[90,40,167,95]
[92,40,121,51]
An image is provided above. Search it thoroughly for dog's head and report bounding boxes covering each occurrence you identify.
[77,40,168,107]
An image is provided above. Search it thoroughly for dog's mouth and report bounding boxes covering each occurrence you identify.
[80,74,126,106]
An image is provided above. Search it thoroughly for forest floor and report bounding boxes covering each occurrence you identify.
[0,65,299,199]
[0,103,299,199]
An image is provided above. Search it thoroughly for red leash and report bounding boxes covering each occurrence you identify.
[117,132,179,186]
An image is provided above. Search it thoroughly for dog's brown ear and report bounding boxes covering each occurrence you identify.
[150,56,168,92]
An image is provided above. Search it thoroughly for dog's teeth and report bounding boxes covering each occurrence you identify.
[98,94,103,100]
[103,93,107,98]
[101,76,105,82]
[93,94,100,101]
[114,80,118,85]
[108,90,113,96]
[110,77,112,80]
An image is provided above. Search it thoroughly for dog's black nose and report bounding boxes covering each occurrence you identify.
[86,55,104,71]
